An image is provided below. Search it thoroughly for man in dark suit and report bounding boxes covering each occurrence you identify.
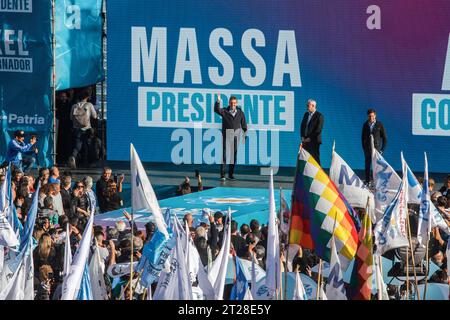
[361,108,387,184]
[214,94,248,180]
[301,99,324,165]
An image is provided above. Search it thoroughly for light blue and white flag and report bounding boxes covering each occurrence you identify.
[265,170,281,300]
[137,224,176,288]
[63,223,72,277]
[374,159,409,255]
[371,141,402,223]
[230,257,251,300]
[293,271,308,300]
[0,212,19,248]
[417,153,432,247]
[19,185,40,252]
[402,155,450,236]
[330,144,375,221]
[325,236,347,300]
[0,238,34,300]
[77,263,93,300]
[131,143,168,238]
[61,212,94,300]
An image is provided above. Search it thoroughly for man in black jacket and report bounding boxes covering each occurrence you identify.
[361,109,387,184]
[214,94,247,180]
[300,99,324,165]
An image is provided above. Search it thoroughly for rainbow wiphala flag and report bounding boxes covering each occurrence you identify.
[289,148,359,269]
[348,212,373,300]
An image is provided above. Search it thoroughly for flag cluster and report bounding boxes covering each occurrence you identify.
[289,148,359,268]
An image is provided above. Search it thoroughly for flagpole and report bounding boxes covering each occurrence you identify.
[406,214,420,300]
[316,259,323,300]
[423,229,431,300]
[287,144,303,300]
[129,211,134,300]
[282,186,291,300]
[377,255,383,300]
[406,242,409,299]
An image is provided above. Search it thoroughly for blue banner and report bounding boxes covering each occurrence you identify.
[107,0,450,171]
[0,0,53,167]
[55,0,104,90]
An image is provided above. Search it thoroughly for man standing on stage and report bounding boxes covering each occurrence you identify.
[361,108,387,185]
[214,94,247,180]
[300,99,324,165]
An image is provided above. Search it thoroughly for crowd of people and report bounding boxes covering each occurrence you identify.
[0,158,449,300]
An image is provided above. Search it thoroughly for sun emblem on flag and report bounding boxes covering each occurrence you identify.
[204,197,257,204]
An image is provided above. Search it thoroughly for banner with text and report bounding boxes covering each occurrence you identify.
[107,0,450,171]
[0,0,53,167]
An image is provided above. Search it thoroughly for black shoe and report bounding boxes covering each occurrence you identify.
[228,175,236,180]
[220,176,226,181]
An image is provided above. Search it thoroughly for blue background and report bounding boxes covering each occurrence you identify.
[106,0,450,172]
[55,0,104,90]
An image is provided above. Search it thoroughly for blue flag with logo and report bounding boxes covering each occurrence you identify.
[55,0,104,90]
[230,257,250,300]
[137,214,176,287]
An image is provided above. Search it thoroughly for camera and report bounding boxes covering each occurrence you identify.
[48,272,53,279]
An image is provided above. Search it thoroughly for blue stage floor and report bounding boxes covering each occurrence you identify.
[94,186,292,230]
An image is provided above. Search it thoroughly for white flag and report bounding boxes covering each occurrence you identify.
[265,170,280,300]
[179,217,216,300]
[374,157,409,255]
[61,212,94,300]
[243,287,254,300]
[330,145,375,221]
[403,157,450,236]
[207,208,232,300]
[63,223,72,277]
[130,143,168,239]
[446,240,450,278]
[373,254,389,300]
[417,153,432,247]
[0,212,19,248]
[146,286,152,300]
[0,245,4,275]
[371,140,402,223]
[278,188,290,235]
[250,255,258,300]
[89,240,109,300]
[0,239,33,300]
[293,271,308,300]
[153,219,193,300]
[325,237,347,300]
[319,282,328,300]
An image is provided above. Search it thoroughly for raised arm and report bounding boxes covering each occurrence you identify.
[214,93,225,116]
